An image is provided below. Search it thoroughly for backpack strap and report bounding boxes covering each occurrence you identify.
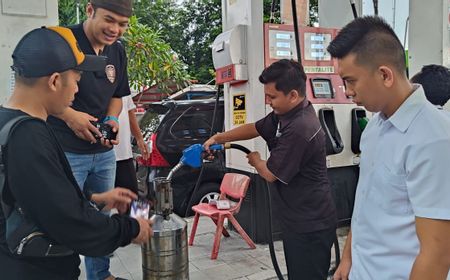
[0,115,34,217]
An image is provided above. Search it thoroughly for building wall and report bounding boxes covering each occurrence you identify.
[0,0,58,103]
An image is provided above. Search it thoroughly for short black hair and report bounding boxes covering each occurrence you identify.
[259,59,307,96]
[14,72,39,86]
[327,16,406,73]
[410,64,450,106]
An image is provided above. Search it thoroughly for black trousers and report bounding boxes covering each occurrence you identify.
[115,158,138,195]
[282,226,335,280]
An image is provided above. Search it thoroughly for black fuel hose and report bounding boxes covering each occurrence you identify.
[229,143,251,154]
[226,143,285,280]
[228,143,341,278]
[291,0,302,63]
[349,0,358,19]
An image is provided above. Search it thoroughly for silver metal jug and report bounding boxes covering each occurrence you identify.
[141,177,189,280]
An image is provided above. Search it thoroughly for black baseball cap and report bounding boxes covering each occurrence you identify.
[11,26,107,78]
[90,0,133,17]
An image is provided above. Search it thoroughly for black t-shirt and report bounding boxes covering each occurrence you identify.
[255,99,337,234]
[0,107,138,279]
[48,23,131,154]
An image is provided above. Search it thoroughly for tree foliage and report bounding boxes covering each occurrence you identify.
[58,0,88,25]
[309,0,319,26]
[123,16,189,93]
[133,0,222,84]
[263,0,281,24]
[175,0,222,84]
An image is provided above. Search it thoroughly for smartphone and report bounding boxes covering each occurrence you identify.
[130,199,150,219]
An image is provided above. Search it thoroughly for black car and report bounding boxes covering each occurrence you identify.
[137,98,225,217]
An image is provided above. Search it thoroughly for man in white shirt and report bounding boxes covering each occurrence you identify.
[327,16,450,280]
[114,95,149,196]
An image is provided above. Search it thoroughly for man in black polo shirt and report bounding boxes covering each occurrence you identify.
[204,59,337,279]
[47,1,133,279]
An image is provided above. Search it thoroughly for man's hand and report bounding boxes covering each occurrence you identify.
[247,151,262,167]
[203,136,219,160]
[137,139,149,160]
[334,230,352,280]
[100,120,119,148]
[132,217,153,244]
[333,257,351,280]
[203,136,217,152]
[66,111,101,143]
[92,188,137,214]
[247,151,277,183]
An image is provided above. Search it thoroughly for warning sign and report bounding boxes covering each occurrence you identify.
[233,94,246,125]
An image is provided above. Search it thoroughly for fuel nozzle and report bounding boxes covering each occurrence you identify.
[166,143,225,180]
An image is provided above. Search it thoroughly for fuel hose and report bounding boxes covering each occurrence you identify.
[224,143,285,280]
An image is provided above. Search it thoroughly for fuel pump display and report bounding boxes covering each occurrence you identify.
[311,78,334,99]
[265,24,351,106]
[303,32,332,61]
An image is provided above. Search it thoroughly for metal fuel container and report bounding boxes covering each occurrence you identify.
[141,177,189,279]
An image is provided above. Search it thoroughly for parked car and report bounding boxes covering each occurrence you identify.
[168,84,217,100]
[136,98,225,217]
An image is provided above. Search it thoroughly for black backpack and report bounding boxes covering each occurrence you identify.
[0,116,73,257]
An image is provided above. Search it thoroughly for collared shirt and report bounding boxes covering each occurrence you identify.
[350,85,450,279]
[48,23,131,154]
[256,99,336,234]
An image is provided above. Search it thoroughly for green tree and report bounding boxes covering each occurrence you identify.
[132,0,221,84]
[262,0,318,26]
[263,0,281,23]
[133,0,180,39]
[123,16,189,93]
[309,0,319,26]
[58,0,88,26]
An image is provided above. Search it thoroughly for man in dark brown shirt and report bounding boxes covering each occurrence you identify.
[204,59,337,279]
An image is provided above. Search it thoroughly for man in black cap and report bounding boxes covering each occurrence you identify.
[47,1,134,279]
[0,26,153,280]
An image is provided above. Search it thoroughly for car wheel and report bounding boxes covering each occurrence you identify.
[186,182,220,216]
[199,191,220,204]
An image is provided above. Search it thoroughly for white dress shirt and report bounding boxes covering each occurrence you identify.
[350,85,450,279]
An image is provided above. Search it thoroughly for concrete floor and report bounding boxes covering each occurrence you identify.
[79,216,348,280]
